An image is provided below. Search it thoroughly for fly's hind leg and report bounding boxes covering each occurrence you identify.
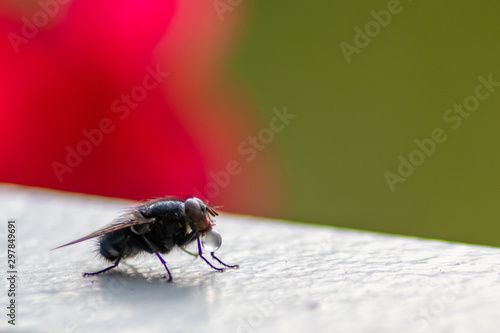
[83,236,131,277]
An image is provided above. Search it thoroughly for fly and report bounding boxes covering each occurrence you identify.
[52,197,238,282]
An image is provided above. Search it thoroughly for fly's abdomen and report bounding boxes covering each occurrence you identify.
[99,230,138,261]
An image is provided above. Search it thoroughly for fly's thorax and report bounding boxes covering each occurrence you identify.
[138,199,184,219]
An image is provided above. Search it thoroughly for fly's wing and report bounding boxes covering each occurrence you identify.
[51,211,156,250]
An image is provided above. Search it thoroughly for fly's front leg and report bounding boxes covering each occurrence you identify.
[197,237,224,272]
[211,253,239,269]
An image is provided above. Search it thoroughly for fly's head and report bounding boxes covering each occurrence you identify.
[184,197,218,235]
[184,197,223,252]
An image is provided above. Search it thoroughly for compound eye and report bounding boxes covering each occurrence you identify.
[202,229,222,252]
[184,198,204,222]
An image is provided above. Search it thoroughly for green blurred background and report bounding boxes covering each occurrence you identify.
[232,1,500,246]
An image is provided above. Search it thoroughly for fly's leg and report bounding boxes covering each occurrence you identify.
[211,253,239,269]
[181,247,199,258]
[140,234,173,282]
[83,236,131,277]
[153,252,173,282]
[177,230,198,247]
[197,238,224,272]
[177,231,200,258]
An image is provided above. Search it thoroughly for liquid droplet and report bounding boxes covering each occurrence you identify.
[202,229,222,252]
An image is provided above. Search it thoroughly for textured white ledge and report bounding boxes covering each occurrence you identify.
[1,184,500,333]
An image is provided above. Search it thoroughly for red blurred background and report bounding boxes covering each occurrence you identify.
[0,0,285,217]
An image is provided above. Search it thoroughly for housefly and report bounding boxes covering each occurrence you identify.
[53,197,238,282]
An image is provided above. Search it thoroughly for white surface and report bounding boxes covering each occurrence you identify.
[1,184,500,333]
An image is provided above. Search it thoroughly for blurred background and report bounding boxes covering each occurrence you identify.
[1,1,500,247]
